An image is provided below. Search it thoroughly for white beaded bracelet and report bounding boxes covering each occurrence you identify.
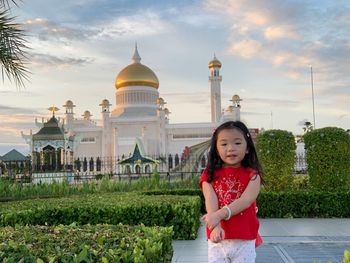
[223,205,232,220]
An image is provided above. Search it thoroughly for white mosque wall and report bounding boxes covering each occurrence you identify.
[109,120,162,157]
[74,130,102,159]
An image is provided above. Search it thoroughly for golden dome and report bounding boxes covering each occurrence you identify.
[116,63,159,89]
[115,45,159,89]
[208,54,222,68]
[64,100,74,107]
[231,94,242,102]
[99,99,111,106]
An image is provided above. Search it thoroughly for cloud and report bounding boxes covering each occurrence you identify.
[264,26,299,40]
[24,18,99,42]
[0,105,43,116]
[229,39,262,58]
[24,9,169,43]
[204,0,350,97]
[97,10,169,38]
[29,52,94,69]
[244,11,268,26]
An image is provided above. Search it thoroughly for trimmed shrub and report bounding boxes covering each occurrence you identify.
[256,129,296,191]
[0,224,173,262]
[257,190,350,218]
[0,193,200,240]
[303,127,350,191]
[144,189,350,218]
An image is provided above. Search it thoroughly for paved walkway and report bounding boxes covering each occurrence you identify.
[172,218,350,263]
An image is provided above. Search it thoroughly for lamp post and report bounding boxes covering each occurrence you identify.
[310,66,316,129]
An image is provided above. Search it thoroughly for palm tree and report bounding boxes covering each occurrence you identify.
[0,0,29,88]
[302,121,313,133]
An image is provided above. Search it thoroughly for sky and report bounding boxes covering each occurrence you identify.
[1,0,350,155]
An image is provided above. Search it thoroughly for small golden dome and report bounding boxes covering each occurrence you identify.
[82,110,92,118]
[63,100,75,109]
[164,108,171,115]
[231,94,241,102]
[208,54,222,68]
[115,45,159,89]
[99,99,111,106]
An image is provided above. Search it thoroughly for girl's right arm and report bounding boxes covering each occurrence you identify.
[202,181,225,243]
[202,181,219,214]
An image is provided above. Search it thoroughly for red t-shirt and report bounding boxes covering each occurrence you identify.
[199,166,261,243]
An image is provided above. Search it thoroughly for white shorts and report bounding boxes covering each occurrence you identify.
[208,239,256,263]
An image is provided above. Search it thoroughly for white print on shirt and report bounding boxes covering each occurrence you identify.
[213,173,244,209]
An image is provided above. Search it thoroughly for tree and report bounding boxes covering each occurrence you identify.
[302,121,313,133]
[0,0,29,88]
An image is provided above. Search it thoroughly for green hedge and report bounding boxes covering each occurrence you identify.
[0,224,173,262]
[256,129,296,191]
[0,193,200,240]
[144,189,350,218]
[143,189,205,213]
[303,127,350,191]
[257,191,350,218]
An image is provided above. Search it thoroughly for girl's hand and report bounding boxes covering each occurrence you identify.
[201,211,221,230]
[210,225,225,243]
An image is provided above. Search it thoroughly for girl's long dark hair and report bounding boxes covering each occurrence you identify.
[206,121,264,183]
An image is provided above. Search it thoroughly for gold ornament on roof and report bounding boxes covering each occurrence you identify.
[48,106,59,116]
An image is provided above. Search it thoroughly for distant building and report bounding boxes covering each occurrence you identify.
[22,45,257,174]
[0,149,28,176]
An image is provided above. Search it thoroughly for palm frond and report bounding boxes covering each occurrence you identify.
[0,8,29,88]
[0,0,20,10]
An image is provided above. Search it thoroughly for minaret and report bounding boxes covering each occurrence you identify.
[208,54,222,123]
[157,97,168,155]
[231,94,242,121]
[99,99,112,159]
[62,100,75,129]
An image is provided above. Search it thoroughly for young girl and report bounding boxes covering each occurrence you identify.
[200,121,264,263]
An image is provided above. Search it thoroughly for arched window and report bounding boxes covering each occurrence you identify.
[124,165,131,174]
[145,164,150,174]
[75,158,81,172]
[168,154,173,169]
[174,154,180,166]
[96,157,101,171]
[135,165,141,174]
[89,157,94,171]
[83,157,88,172]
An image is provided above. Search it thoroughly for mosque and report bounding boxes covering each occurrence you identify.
[22,46,255,175]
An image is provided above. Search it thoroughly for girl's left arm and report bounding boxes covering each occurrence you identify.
[205,174,261,229]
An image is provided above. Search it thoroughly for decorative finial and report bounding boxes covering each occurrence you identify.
[48,106,59,116]
[132,42,141,63]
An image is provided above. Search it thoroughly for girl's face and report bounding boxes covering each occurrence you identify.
[216,128,247,167]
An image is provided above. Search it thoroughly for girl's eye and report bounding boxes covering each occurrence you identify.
[221,143,227,146]
[235,142,242,145]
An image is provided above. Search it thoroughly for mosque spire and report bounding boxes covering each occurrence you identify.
[132,42,141,63]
